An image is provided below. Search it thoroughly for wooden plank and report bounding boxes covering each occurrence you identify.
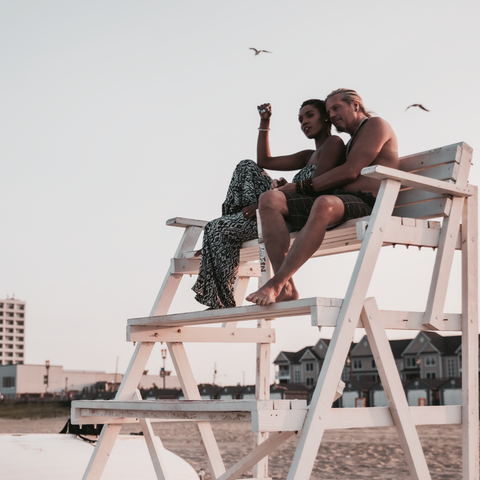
[362,298,431,480]
[287,179,402,480]
[362,164,473,197]
[423,196,465,329]
[128,297,342,328]
[73,405,462,430]
[74,399,275,412]
[398,143,463,172]
[393,196,452,220]
[171,258,261,277]
[461,187,479,480]
[134,391,169,480]
[166,217,208,228]
[167,342,226,478]
[216,432,296,480]
[79,342,155,479]
[127,326,276,343]
[253,214,273,480]
[78,408,252,423]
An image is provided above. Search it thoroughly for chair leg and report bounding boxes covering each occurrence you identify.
[362,298,431,480]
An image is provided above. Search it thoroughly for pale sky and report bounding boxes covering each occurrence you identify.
[1,0,479,386]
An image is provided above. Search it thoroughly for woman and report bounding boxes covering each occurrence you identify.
[192,100,345,309]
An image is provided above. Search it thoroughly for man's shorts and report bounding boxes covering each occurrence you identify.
[283,189,376,232]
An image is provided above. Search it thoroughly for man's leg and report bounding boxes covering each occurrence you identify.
[247,195,345,306]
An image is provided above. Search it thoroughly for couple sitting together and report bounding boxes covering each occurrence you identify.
[192,88,399,309]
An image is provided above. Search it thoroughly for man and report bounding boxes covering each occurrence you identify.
[246,88,399,306]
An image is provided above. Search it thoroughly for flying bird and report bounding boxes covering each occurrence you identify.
[249,48,272,56]
[405,104,430,112]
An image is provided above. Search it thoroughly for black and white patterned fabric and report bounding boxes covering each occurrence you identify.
[193,159,317,309]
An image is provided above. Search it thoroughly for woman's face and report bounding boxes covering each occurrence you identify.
[298,105,325,139]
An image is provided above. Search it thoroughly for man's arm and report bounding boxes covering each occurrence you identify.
[280,117,397,193]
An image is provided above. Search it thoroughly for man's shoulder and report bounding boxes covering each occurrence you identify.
[364,116,393,133]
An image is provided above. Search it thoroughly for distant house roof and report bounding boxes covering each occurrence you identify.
[273,346,314,364]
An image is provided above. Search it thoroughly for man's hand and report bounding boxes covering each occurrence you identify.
[271,177,287,189]
[242,204,258,220]
[278,182,296,194]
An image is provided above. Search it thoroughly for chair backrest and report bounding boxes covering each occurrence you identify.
[393,141,473,219]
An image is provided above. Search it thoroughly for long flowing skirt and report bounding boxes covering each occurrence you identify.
[192,160,272,309]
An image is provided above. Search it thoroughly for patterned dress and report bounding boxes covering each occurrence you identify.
[192,160,316,309]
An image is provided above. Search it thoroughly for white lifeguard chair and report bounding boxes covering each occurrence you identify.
[73,141,478,479]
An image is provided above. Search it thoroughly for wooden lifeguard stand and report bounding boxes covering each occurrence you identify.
[73,141,478,479]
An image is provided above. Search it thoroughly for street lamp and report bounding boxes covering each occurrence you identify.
[161,349,167,389]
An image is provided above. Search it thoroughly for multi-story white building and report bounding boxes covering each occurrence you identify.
[0,297,26,366]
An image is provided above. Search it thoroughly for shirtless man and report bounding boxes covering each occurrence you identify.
[246,88,399,306]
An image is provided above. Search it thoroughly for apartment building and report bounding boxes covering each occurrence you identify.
[0,297,26,366]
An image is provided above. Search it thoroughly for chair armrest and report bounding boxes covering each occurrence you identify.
[361,165,473,197]
[166,217,209,228]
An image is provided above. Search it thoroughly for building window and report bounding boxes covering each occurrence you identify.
[16,353,24,358]
[16,321,24,326]
[426,372,436,379]
[8,304,14,309]
[406,357,417,368]
[6,344,13,349]
[2,377,15,388]
[16,345,24,350]
[341,365,350,382]
[371,359,376,369]
[353,360,363,370]
[305,362,314,372]
[293,366,301,383]
[447,358,456,377]
[425,356,436,366]
[306,377,315,386]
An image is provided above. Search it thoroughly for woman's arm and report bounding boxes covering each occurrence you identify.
[256,103,313,171]
[278,136,346,193]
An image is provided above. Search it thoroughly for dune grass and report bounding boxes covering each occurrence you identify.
[0,400,71,419]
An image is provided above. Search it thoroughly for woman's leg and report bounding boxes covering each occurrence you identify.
[193,212,260,309]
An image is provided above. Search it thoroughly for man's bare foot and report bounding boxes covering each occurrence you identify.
[246,278,299,306]
[277,279,299,303]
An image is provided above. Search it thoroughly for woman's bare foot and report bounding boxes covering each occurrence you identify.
[246,278,299,306]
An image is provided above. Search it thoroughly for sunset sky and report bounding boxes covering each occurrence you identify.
[1,0,479,386]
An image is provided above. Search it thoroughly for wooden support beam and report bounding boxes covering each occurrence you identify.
[362,298,431,480]
[286,179,401,480]
[127,326,276,343]
[461,187,479,480]
[217,431,296,480]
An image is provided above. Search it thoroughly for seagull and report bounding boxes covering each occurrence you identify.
[405,104,430,112]
[249,48,272,56]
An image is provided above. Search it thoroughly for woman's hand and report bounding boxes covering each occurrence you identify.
[242,204,258,220]
[257,103,272,120]
[271,177,287,189]
[278,182,296,194]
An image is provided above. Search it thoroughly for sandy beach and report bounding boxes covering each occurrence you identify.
[0,416,466,479]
